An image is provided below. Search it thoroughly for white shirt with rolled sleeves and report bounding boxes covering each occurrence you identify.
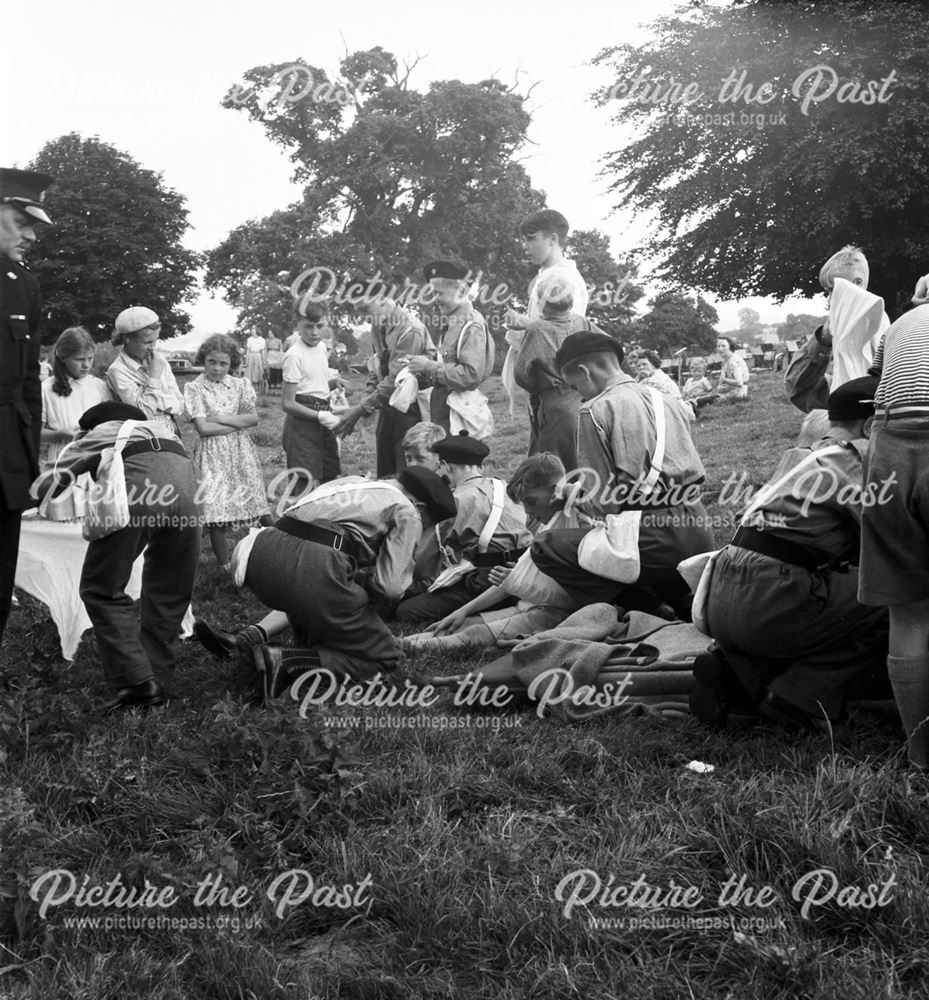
[106,350,185,438]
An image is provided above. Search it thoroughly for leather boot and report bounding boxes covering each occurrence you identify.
[253,645,323,701]
[104,678,166,713]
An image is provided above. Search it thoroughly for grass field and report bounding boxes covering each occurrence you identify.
[1,371,926,1000]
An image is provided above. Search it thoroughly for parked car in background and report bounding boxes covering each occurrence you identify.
[167,353,203,387]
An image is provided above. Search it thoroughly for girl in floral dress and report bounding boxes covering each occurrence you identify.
[184,334,270,570]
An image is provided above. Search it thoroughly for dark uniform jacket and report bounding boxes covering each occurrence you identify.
[0,257,42,510]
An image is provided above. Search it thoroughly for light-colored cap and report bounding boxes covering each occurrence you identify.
[114,306,160,336]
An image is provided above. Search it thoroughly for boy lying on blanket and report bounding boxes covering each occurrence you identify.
[402,453,577,653]
[424,602,710,721]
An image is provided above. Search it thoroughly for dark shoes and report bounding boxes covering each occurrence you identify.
[104,679,166,713]
[193,620,247,661]
[689,648,757,728]
[252,645,323,701]
[690,648,844,735]
[690,649,735,727]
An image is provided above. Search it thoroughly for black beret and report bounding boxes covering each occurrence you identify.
[79,401,147,431]
[554,331,624,370]
[827,375,879,422]
[423,260,469,282]
[430,429,490,465]
[397,466,457,523]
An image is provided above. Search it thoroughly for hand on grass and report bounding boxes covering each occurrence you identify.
[428,608,468,636]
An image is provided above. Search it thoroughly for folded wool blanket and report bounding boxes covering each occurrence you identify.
[478,603,711,722]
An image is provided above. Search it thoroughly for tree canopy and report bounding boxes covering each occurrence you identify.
[567,229,645,335]
[635,290,719,356]
[207,50,546,332]
[593,0,929,311]
[207,49,624,340]
[29,133,201,341]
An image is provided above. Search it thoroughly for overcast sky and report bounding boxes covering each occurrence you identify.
[5,0,824,334]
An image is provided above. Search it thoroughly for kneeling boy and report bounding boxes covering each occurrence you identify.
[394,431,531,624]
[693,376,889,731]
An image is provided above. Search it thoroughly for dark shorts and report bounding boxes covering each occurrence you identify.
[282,397,340,494]
[859,417,929,606]
[530,388,579,471]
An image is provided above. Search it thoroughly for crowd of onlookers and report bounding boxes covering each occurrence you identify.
[5,166,929,774]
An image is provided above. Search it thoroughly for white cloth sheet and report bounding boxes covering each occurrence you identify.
[829,277,889,388]
[15,512,194,660]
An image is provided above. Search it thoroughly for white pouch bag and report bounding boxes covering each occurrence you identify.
[678,549,721,636]
[83,420,138,541]
[448,388,494,440]
[389,366,419,413]
[445,320,494,440]
[576,386,666,583]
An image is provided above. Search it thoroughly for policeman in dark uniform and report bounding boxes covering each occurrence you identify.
[0,168,54,646]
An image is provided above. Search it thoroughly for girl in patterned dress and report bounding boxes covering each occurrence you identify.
[184,334,270,570]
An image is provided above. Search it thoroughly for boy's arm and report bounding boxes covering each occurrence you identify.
[428,585,507,635]
[360,322,427,414]
[784,328,831,413]
[430,323,491,392]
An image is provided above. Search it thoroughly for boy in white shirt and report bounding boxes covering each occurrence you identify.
[281,299,342,499]
[505,209,589,327]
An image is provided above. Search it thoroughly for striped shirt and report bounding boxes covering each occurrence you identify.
[870,304,929,408]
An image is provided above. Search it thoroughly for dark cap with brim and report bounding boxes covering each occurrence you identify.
[555,331,624,370]
[827,375,879,421]
[79,402,147,431]
[0,168,54,225]
[397,466,457,522]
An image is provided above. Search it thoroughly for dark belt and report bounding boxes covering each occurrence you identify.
[294,394,330,411]
[274,516,359,560]
[473,547,524,568]
[731,526,838,573]
[121,439,188,460]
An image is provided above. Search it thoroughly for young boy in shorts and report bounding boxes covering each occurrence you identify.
[281,299,342,498]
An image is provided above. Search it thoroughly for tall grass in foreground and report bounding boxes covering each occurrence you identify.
[2,372,926,999]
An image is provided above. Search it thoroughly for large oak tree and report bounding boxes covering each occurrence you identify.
[593,0,929,311]
[207,49,623,340]
[29,133,201,340]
